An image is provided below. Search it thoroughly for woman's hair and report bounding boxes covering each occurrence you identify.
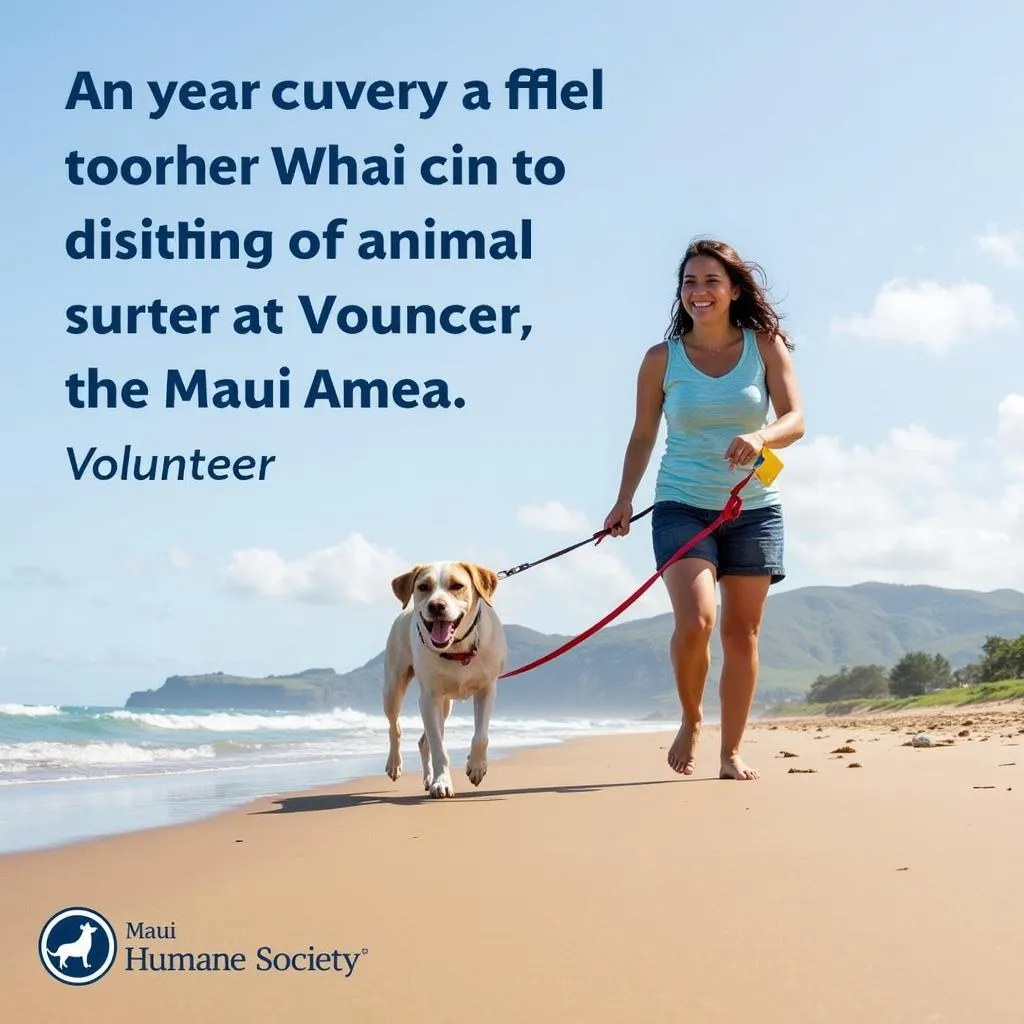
[664,237,793,350]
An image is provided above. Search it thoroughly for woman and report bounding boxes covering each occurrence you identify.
[603,238,804,780]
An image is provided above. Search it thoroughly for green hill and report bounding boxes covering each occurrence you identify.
[124,582,1024,714]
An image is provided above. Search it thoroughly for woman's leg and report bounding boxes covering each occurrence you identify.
[717,574,772,779]
[661,557,719,773]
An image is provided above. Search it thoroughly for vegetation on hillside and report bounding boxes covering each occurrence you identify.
[768,631,1024,716]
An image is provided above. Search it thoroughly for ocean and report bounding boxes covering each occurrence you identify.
[0,703,669,856]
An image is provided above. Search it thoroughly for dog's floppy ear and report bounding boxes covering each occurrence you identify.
[460,562,499,607]
[391,565,426,607]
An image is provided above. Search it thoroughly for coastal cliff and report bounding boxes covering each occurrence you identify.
[124,667,369,711]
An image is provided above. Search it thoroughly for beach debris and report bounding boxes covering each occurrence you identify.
[778,750,799,758]
[831,745,856,754]
[963,719,974,726]
[973,785,995,790]
[897,867,909,871]
[848,762,862,768]
[998,762,1016,767]
[788,767,817,774]
[958,729,970,737]
[903,733,954,748]
[235,839,243,843]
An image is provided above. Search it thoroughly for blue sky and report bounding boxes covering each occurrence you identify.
[2,0,1022,706]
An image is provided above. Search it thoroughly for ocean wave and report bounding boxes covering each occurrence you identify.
[486,716,664,732]
[99,708,666,739]
[106,708,386,732]
[0,703,63,717]
[0,740,218,771]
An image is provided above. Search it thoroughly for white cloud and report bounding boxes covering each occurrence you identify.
[223,534,406,604]
[168,547,194,570]
[517,500,591,533]
[830,279,1015,352]
[996,393,1024,475]
[976,227,1024,269]
[781,401,1024,589]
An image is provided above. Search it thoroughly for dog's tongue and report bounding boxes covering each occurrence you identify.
[431,619,455,645]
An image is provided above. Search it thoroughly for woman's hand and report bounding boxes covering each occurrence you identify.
[603,498,634,537]
[724,431,765,471]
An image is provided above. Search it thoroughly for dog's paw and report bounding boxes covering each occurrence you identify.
[385,751,403,782]
[466,757,488,787]
[429,772,455,799]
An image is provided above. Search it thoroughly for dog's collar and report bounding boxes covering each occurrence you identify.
[417,606,482,665]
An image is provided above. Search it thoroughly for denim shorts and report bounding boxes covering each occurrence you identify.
[651,500,786,584]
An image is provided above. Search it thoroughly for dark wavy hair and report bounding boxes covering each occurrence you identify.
[664,238,793,350]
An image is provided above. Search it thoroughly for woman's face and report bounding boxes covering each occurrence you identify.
[680,254,740,324]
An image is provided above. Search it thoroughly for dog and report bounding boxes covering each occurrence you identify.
[383,561,507,798]
[47,921,98,970]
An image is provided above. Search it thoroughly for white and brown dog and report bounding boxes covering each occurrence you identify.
[383,561,507,798]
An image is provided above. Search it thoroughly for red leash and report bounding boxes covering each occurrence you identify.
[498,468,757,680]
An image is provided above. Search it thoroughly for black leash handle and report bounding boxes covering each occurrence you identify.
[496,504,654,580]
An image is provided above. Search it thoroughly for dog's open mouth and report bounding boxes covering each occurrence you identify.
[421,613,464,648]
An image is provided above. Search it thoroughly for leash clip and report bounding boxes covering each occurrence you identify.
[496,563,527,580]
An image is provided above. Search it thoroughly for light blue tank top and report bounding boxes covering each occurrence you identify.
[653,327,781,511]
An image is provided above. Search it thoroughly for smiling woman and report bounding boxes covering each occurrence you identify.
[603,237,806,782]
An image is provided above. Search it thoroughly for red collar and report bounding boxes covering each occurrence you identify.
[440,646,478,665]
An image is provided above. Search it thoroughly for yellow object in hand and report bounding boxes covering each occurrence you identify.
[753,447,784,486]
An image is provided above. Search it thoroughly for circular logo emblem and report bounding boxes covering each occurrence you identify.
[39,907,117,985]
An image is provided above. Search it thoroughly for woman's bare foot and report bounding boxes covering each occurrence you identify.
[719,754,759,780]
[667,720,701,774]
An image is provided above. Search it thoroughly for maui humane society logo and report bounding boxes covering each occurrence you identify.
[38,909,368,982]
[39,907,118,985]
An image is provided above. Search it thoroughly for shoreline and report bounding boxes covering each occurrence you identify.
[5,697,1022,859]
[0,718,675,857]
[6,698,1023,858]
[2,707,1022,1022]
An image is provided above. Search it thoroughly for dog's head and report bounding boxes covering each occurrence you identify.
[391,561,499,650]
[80,923,97,936]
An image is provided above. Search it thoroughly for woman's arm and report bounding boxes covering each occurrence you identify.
[604,343,666,534]
[757,331,805,449]
[724,332,805,469]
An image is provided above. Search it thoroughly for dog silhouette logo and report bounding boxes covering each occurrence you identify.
[39,907,117,985]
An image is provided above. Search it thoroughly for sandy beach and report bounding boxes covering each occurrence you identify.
[2,705,1023,1024]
